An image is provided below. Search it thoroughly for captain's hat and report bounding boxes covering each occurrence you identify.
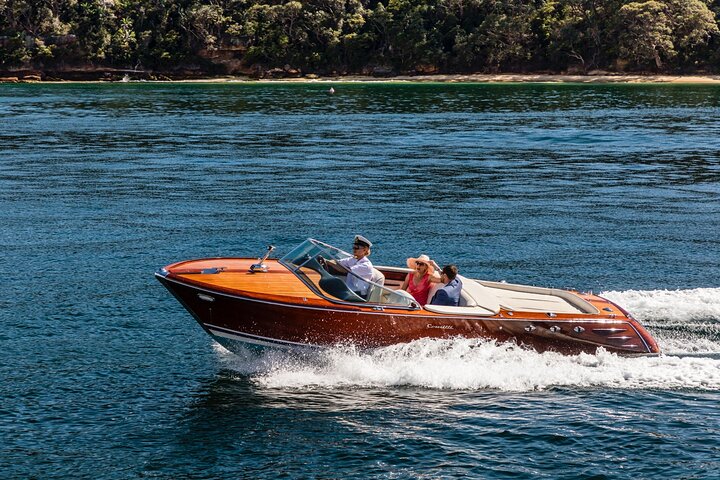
[353,235,372,248]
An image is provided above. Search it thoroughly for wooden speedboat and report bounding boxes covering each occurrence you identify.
[155,239,660,355]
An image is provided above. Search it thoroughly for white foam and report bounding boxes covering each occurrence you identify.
[601,287,720,323]
[213,287,720,391]
[601,287,720,354]
[214,338,720,392]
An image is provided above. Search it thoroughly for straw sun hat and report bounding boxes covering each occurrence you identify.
[406,254,436,271]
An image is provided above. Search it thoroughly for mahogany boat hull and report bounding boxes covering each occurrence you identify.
[156,270,660,356]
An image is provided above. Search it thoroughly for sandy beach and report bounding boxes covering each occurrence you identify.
[178,73,720,84]
[4,72,720,84]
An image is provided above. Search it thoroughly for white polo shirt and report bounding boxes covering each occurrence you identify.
[337,256,374,296]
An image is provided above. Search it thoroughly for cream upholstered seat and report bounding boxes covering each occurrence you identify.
[424,304,498,316]
[366,268,386,303]
[424,276,500,316]
[456,276,500,313]
[420,272,597,316]
[371,268,385,287]
[427,282,443,304]
[481,284,593,314]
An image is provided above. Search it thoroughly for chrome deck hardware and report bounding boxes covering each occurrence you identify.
[250,245,276,273]
[197,293,215,302]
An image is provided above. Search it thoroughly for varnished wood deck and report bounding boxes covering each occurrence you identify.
[167,258,326,302]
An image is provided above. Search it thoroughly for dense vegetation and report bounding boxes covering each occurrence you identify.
[2,0,720,77]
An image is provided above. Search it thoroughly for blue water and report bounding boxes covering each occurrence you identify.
[2,82,720,479]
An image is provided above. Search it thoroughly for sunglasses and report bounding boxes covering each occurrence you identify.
[415,262,426,267]
[352,244,364,250]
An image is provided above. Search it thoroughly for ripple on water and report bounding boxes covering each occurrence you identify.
[2,82,720,479]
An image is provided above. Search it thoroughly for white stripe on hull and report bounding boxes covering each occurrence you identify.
[205,323,320,350]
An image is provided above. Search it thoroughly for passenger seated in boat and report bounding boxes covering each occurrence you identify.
[335,235,374,297]
[429,265,463,306]
[401,254,442,305]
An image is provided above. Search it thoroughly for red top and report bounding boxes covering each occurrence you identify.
[405,272,433,305]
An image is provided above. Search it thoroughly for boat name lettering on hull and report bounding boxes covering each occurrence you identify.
[427,324,454,330]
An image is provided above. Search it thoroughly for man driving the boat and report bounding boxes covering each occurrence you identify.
[333,235,375,297]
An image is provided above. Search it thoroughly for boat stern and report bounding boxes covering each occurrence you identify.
[602,296,660,355]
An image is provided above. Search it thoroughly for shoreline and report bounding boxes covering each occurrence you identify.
[241,73,720,84]
[3,72,720,84]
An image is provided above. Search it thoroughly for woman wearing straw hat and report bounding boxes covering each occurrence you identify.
[400,254,443,306]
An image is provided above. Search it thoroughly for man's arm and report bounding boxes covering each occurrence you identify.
[323,258,349,275]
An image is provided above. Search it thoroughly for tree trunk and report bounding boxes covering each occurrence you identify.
[653,47,662,69]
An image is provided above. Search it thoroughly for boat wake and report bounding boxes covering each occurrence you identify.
[601,287,720,355]
[215,287,720,392]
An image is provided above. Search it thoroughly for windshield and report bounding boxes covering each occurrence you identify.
[279,239,416,308]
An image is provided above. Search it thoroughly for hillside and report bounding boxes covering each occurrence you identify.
[2,0,720,80]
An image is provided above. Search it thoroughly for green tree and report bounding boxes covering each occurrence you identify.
[185,3,227,50]
[452,0,538,72]
[2,0,720,75]
[617,0,718,69]
[538,0,610,71]
[385,0,442,70]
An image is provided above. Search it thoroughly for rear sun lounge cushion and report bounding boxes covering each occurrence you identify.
[478,281,596,314]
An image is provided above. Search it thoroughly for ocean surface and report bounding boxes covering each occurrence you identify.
[1,82,719,479]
